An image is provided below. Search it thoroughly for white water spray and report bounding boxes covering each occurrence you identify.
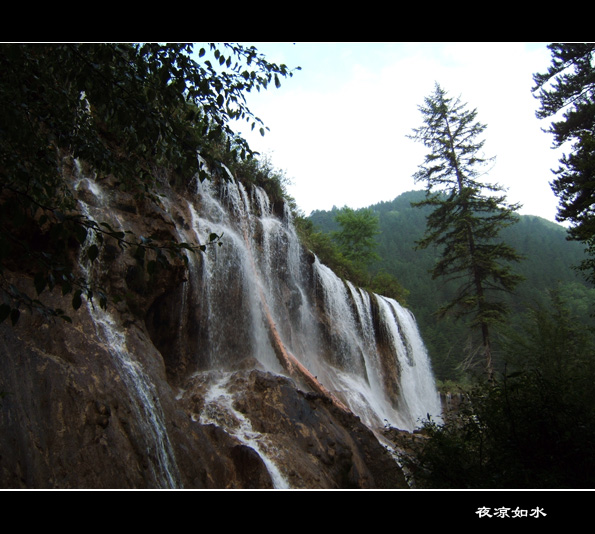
[89,306,182,488]
[198,373,290,489]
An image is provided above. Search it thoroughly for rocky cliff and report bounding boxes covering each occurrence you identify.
[0,159,440,489]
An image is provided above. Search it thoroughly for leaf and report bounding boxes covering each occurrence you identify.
[98,292,108,310]
[62,282,73,296]
[72,290,83,311]
[134,245,145,261]
[34,272,47,295]
[73,224,88,245]
[87,244,99,262]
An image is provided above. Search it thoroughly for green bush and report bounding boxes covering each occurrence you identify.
[405,291,595,489]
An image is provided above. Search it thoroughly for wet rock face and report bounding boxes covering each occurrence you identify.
[175,367,408,489]
[0,297,406,488]
[0,282,275,489]
[0,286,163,489]
[0,175,411,489]
[218,370,408,489]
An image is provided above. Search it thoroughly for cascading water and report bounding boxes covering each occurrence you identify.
[184,169,442,433]
[311,260,442,430]
[71,157,442,487]
[88,306,182,488]
[198,373,290,489]
[376,295,443,428]
[74,165,182,489]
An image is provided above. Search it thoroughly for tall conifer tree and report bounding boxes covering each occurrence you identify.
[409,83,523,379]
[532,43,595,282]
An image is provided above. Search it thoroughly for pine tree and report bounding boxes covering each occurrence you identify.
[532,43,595,281]
[408,83,523,379]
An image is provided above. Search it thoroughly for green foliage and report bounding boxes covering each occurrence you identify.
[0,43,297,324]
[404,291,595,489]
[367,270,409,304]
[533,43,595,281]
[408,83,524,379]
[231,153,295,207]
[295,216,361,279]
[331,207,380,270]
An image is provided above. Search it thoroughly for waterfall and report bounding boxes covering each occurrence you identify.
[186,171,442,432]
[74,164,182,489]
[311,260,442,430]
[375,295,442,429]
[89,306,182,488]
[186,179,283,374]
[71,158,442,487]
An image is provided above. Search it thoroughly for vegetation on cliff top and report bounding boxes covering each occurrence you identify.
[0,43,299,324]
[295,208,409,304]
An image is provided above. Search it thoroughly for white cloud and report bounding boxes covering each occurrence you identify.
[236,42,562,222]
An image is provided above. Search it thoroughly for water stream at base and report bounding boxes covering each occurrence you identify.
[89,305,182,488]
[197,372,290,489]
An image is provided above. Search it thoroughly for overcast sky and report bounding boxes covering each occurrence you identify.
[229,42,563,222]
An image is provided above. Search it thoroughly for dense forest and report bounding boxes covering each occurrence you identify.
[307,190,595,382]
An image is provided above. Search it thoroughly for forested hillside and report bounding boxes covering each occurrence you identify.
[308,190,595,382]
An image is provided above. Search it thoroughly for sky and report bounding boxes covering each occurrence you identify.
[228,42,564,223]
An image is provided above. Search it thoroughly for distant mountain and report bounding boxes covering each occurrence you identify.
[308,190,595,382]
